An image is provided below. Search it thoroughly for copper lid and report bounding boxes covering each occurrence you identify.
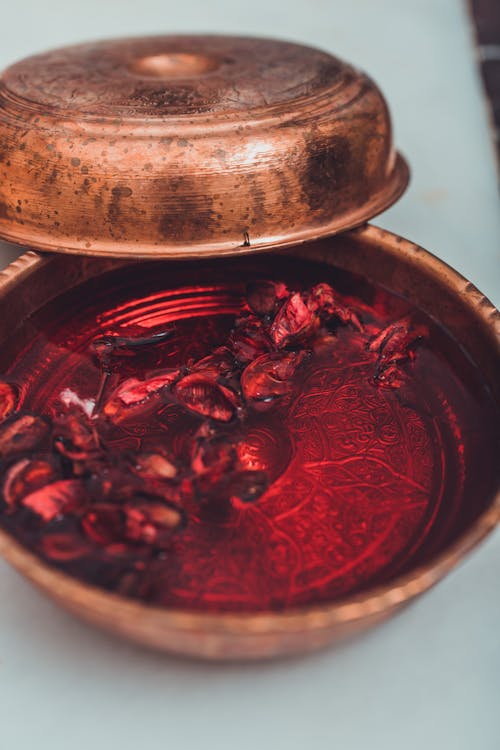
[0,35,409,258]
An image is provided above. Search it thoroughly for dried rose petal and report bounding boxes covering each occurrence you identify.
[270,292,320,348]
[133,453,177,481]
[81,504,126,546]
[0,414,51,458]
[81,496,184,551]
[83,456,144,502]
[368,317,421,362]
[3,458,59,507]
[229,317,272,363]
[103,370,180,421]
[191,347,236,379]
[369,317,427,387]
[190,433,240,505]
[174,373,239,422]
[124,500,185,548]
[246,280,288,316]
[374,363,406,389]
[241,351,309,410]
[308,283,363,331]
[40,532,91,561]
[368,325,394,354]
[53,408,100,460]
[0,381,18,423]
[22,479,87,521]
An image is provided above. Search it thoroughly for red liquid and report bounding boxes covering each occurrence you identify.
[0,257,498,611]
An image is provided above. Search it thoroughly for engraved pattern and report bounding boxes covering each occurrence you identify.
[0,263,496,613]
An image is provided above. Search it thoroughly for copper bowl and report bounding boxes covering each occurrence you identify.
[0,224,498,660]
[0,36,408,258]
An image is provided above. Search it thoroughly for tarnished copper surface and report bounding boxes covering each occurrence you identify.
[0,36,408,258]
[0,225,498,659]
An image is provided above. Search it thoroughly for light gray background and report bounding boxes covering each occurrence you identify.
[0,1,499,748]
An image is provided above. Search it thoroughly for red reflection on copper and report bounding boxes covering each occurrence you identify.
[0,261,497,612]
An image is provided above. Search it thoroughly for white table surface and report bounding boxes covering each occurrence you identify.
[0,1,499,749]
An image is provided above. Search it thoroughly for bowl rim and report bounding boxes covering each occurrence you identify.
[0,223,499,639]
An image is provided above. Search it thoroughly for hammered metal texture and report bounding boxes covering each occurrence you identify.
[0,36,408,258]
